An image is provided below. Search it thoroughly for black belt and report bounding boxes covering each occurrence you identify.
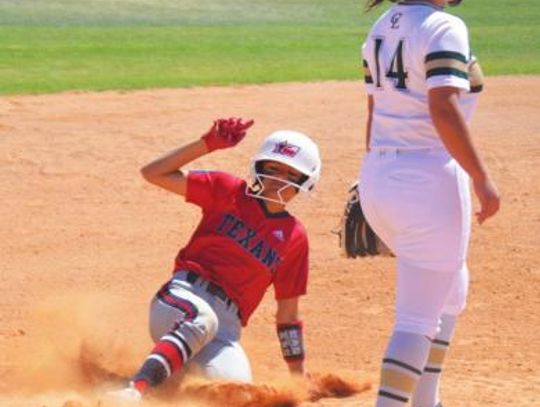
[186,271,234,308]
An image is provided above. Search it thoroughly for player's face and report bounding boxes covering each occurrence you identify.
[259,161,303,204]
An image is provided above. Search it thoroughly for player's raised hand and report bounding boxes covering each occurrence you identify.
[202,117,255,152]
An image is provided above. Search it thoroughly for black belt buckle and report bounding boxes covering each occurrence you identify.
[186,271,199,284]
[187,271,232,307]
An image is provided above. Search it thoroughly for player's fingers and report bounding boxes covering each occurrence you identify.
[475,210,486,224]
[222,119,237,135]
[229,118,241,131]
[216,119,226,131]
[488,203,499,219]
[475,197,489,224]
[476,198,499,224]
[216,118,229,132]
[240,119,255,130]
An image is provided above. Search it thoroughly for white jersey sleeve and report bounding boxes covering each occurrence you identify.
[459,55,484,122]
[424,15,470,91]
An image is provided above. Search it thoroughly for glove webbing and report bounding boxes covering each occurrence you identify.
[346,184,379,258]
[364,220,379,256]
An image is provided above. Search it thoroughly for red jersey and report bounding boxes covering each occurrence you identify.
[174,171,309,326]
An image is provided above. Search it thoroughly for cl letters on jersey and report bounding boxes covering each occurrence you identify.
[390,12,403,29]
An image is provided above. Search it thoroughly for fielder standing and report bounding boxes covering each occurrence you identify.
[359,1,500,406]
[108,118,321,401]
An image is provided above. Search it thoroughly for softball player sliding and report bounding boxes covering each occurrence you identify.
[359,0,500,406]
[108,118,321,401]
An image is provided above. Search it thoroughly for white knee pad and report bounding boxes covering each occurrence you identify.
[181,301,219,351]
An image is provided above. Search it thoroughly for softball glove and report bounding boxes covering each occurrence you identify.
[338,182,392,258]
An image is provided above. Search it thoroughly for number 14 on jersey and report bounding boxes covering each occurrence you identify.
[373,38,408,90]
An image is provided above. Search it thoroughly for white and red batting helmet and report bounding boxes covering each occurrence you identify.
[249,130,321,194]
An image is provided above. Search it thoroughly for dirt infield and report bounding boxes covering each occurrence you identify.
[1,77,539,406]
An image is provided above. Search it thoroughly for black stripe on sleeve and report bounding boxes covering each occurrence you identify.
[426,67,468,80]
[425,51,468,63]
[470,84,483,93]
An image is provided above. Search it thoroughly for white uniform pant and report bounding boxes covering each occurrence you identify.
[359,149,471,338]
[149,270,252,382]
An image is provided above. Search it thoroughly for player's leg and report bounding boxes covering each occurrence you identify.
[187,290,251,382]
[412,161,471,407]
[411,314,457,407]
[376,330,432,406]
[412,263,469,407]
[361,151,471,407]
[189,338,252,382]
[375,262,457,407]
[360,153,433,406]
[111,277,219,398]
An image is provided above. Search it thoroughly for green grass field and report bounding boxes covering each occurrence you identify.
[0,0,538,94]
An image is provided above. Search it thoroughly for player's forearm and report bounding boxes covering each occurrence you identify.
[365,95,374,152]
[429,88,489,182]
[141,139,208,180]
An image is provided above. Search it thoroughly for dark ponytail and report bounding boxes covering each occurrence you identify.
[366,0,398,11]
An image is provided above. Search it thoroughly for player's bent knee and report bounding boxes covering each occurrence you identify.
[149,299,180,342]
[167,303,219,359]
[148,290,219,347]
[176,301,219,350]
[193,301,219,343]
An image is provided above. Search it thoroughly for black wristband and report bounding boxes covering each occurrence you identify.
[277,321,305,362]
